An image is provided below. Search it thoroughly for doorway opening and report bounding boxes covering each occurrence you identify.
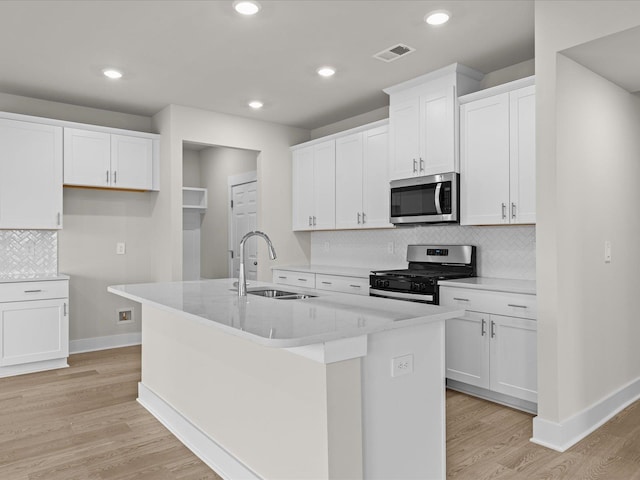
[182,142,258,280]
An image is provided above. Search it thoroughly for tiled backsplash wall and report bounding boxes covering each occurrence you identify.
[311,225,536,280]
[0,230,58,277]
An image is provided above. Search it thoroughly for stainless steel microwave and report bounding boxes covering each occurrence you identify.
[390,172,459,225]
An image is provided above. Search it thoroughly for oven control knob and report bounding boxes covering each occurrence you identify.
[421,283,427,291]
[384,280,390,288]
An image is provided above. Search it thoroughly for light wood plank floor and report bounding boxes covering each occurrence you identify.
[1,346,639,479]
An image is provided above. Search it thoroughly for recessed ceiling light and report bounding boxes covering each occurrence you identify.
[233,1,261,15]
[248,100,263,109]
[103,69,123,79]
[317,66,336,78]
[425,10,451,26]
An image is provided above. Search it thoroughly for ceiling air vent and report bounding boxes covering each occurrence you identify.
[373,43,416,63]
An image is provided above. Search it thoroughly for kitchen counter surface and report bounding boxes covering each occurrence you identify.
[271,264,374,278]
[0,273,70,283]
[109,278,463,348]
[439,277,536,295]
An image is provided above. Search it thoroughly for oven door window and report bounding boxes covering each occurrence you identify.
[391,181,452,217]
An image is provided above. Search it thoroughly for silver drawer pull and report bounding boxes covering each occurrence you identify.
[278,276,287,279]
[298,278,307,282]
[321,281,332,285]
[508,304,528,309]
[453,297,469,302]
[24,289,43,293]
[349,284,361,288]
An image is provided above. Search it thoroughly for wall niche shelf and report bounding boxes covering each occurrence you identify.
[182,187,207,212]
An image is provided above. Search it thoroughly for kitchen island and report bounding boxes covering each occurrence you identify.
[109,278,464,480]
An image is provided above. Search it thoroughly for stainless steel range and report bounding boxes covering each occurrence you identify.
[370,245,476,304]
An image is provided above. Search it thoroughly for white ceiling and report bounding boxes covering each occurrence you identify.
[0,0,534,130]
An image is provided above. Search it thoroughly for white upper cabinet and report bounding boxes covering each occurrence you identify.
[64,128,154,190]
[292,140,335,231]
[460,78,536,225]
[0,118,63,229]
[335,133,364,229]
[384,64,483,181]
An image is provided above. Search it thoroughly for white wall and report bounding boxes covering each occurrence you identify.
[0,92,157,344]
[535,0,640,425]
[152,105,310,283]
[182,149,202,187]
[199,146,257,278]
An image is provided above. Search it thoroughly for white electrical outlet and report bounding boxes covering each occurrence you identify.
[604,240,612,263]
[116,242,126,255]
[117,308,134,324]
[387,242,394,254]
[391,354,413,377]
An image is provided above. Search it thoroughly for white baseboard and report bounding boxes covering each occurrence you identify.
[69,332,142,354]
[137,383,261,480]
[531,375,640,452]
[0,358,68,378]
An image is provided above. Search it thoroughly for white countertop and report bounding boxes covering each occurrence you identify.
[439,277,536,295]
[0,273,70,284]
[271,265,374,279]
[108,278,464,348]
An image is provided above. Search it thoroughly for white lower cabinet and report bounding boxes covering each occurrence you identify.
[0,279,69,376]
[272,270,369,296]
[441,285,537,408]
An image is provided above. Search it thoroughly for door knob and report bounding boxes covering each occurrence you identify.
[253,261,258,266]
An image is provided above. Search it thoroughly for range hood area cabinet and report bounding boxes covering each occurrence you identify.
[292,139,336,231]
[0,116,63,230]
[291,120,392,232]
[383,63,484,181]
[459,76,536,225]
[64,127,158,191]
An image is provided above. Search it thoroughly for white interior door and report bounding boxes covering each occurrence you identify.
[230,181,258,279]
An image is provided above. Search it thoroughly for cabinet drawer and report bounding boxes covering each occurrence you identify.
[440,286,536,320]
[0,280,69,303]
[272,270,316,289]
[316,274,369,296]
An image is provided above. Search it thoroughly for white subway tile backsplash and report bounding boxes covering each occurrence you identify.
[0,230,58,277]
[311,225,536,280]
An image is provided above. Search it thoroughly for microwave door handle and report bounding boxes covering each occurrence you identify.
[434,183,443,214]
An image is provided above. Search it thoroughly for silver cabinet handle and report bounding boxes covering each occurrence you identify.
[490,320,496,338]
[453,297,469,302]
[511,202,516,219]
[114,171,117,184]
[508,304,528,309]
[64,302,67,316]
[24,289,43,293]
[419,157,424,173]
[413,159,418,174]
[308,216,312,226]
[501,203,507,219]
[106,170,110,183]
[357,212,361,224]
[298,278,308,282]
[481,318,486,336]
[349,284,361,288]
[321,281,332,285]
[362,212,366,224]
[278,276,287,279]
[313,216,317,226]
[57,212,61,226]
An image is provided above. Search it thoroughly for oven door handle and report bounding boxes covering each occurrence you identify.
[369,288,434,303]
[434,182,442,215]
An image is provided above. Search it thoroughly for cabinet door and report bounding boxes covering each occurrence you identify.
[111,134,153,190]
[292,146,315,231]
[313,140,335,230]
[63,128,111,187]
[420,86,456,175]
[0,119,63,229]
[445,311,490,389]
[388,99,420,180]
[0,299,68,366]
[460,93,511,225]
[509,85,536,224]
[362,125,391,228]
[489,314,537,403]
[335,133,364,229]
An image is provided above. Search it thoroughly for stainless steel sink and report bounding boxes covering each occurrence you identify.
[247,288,316,300]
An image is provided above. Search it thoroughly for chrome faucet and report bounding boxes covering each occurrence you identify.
[238,231,277,296]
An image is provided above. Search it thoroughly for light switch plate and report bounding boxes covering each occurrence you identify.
[604,240,612,263]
